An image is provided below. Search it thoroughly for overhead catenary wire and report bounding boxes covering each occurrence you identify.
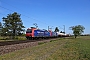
[0,5,49,25]
[0,0,51,27]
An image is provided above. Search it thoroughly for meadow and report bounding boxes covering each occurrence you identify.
[0,36,90,60]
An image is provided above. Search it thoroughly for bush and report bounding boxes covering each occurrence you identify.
[38,42,46,45]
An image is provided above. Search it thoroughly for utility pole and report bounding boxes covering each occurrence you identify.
[63,25,65,34]
[48,26,49,31]
[33,23,38,28]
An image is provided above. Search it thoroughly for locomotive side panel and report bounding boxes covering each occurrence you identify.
[34,30,45,37]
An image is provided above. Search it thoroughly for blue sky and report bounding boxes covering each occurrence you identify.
[0,0,90,34]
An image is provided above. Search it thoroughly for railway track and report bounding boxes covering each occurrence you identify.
[0,38,59,55]
[0,38,58,46]
[0,40,37,46]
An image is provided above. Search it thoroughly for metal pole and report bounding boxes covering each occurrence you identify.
[63,25,65,34]
[48,26,49,31]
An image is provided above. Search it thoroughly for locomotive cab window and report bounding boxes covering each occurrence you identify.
[26,29,32,33]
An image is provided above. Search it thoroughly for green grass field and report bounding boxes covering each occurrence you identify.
[0,36,90,60]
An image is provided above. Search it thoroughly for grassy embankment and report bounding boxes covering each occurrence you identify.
[0,36,26,41]
[0,36,90,60]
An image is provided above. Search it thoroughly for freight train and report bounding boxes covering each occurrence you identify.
[26,27,70,40]
[26,27,58,39]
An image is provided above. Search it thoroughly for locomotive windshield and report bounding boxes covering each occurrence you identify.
[26,29,32,33]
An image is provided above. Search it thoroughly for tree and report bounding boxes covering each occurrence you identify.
[0,22,3,36]
[54,27,59,32]
[2,12,25,39]
[60,31,65,33]
[69,25,85,38]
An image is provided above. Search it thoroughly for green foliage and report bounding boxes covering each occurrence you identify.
[54,27,59,32]
[2,12,25,39]
[70,25,85,38]
[16,36,26,40]
[0,37,9,40]
[38,42,47,45]
[0,22,3,35]
[50,40,57,42]
[0,36,26,41]
[60,31,65,33]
